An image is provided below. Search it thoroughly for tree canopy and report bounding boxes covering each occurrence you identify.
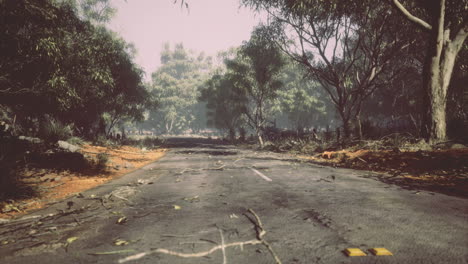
[0,0,151,139]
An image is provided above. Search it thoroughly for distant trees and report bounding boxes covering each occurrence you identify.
[199,72,247,141]
[274,62,330,134]
[145,43,211,134]
[0,0,151,139]
[199,27,286,146]
[199,27,334,144]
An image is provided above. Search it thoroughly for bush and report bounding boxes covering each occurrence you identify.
[94,135,114,147]
[40,118,72,144]
[95,153,109,171]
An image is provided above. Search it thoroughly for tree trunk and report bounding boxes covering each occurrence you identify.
[356,113,363,140]
[256,129,264,148]
[423,0,465,144]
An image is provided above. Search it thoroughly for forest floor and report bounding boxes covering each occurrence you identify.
[297,146,468,198]
[0,145,166,219]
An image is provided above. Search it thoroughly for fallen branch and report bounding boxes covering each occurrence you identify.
[118,240,262,263]
[118,209,282,264]
[246,209,282,264]
[357,157,367,163]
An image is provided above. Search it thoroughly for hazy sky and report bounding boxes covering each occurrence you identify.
[108,0,265,80]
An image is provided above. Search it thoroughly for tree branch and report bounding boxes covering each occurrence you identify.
[392,0,432,31]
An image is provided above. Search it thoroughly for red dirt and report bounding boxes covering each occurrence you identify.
[299,148,468,198]
[0,145,166,219]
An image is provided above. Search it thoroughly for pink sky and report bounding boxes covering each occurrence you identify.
[108,0,265,80]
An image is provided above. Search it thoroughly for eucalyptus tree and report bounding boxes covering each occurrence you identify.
[275,61,330,133]
[199,72,247,140]
[0,0,150,139]
[390,0,467,142]
[225,26,286,146]
[148,43,211,134]
[242,0,415,139]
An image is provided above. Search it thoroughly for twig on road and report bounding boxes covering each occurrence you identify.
[117,209,282,264]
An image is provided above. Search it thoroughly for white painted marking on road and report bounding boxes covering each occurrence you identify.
[250,168,272,182]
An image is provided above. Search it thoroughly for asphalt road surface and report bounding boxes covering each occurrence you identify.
[1,138,467,264]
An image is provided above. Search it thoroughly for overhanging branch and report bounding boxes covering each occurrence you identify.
[392,0,432,31]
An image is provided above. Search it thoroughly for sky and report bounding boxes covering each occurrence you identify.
[108,0,265,80]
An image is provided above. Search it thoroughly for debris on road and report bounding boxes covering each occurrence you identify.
[117,209,282,264]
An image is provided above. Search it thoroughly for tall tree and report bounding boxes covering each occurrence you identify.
[0,0,150,139]
[226,26,286,147]
[199,72,247,140]
[391,0,467,142]
[148,43,211,134]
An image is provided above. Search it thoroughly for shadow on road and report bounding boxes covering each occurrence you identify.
[162,137,231,149]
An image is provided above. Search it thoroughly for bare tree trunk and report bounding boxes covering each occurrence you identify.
[256,129,264,148]
[356,113,363,140]
[393,0,467,143]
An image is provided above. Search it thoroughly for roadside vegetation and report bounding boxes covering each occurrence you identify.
[0,0,162,213]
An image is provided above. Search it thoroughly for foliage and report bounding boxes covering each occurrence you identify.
[145,43,212,134]
[0,0,151,140]
[225,26,286,146]
[273,61,331,132]
[199,71,247,140]
[242,0,422,140]
[67,136,85,146]
[39,118,73,144]
[95,152,109,171]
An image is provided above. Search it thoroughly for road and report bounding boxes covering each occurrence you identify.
[1,138,467,264]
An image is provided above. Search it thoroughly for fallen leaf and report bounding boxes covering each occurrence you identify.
[183,195,200,202]
[66,237,79,244]
[173,205,181,210]
[114,239,129,246]
[117,216,128,224]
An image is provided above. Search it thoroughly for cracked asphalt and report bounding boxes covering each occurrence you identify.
[0,138,467,264]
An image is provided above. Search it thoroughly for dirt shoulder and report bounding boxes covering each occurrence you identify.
[298,147,468,198]
[0,144,166,219]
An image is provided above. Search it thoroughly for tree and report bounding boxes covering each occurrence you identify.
[147,43,211,134]
[199,72,247,141]
[243,0,414,140]
[274,61,330,133]
[0,0,150,139]
[226,26,286,146]
[391,0,467,143]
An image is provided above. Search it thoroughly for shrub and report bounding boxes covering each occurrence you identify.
[95,153,109,171]
[94,135,113,147]
[40,118,72,144]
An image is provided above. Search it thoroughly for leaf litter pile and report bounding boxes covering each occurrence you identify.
[0,144,166,219]
[299,146,468,198]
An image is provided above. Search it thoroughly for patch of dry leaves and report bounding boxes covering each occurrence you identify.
[299,148,468,198]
